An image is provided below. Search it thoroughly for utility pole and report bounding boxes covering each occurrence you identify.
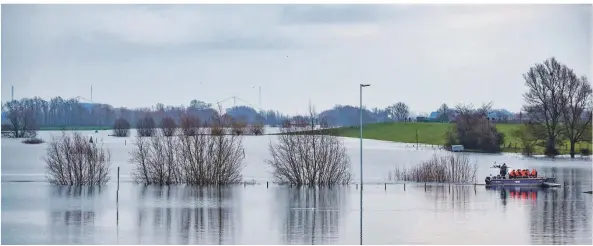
[91,86,93,102]
[11,86,14,101]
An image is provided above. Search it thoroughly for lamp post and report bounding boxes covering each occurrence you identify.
[359,83,370,245]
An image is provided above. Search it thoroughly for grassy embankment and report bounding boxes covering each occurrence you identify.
[321,122,592,155]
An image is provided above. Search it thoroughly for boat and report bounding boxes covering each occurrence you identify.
[484,163,558,188]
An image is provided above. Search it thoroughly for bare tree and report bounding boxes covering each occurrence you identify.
[2,100,38,138]
[231,116,248,135]
[266,105,352,186]
[446,103,504,153]
[386,102,410,121]
[136,115,156,137]
[45,132,111,185]
[130,108,245,185]
[113,118,130,137]
[437,103,452,122]
[160,117,177,137]
[249,123,265,135]
[180,113,201,136]
[560,76,592,158]
[391,154,477,183]
[522,57,571,156]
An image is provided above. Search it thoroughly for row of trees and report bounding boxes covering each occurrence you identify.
[111,110,265,138]
[45,106,351,186]
[2,94,518,139]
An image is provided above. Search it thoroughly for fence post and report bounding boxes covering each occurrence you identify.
[266,182,269,188]
[404,183,406,191]
[385,183,387,190]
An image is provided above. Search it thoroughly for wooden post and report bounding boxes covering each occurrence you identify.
[404,183,406,191]
[416,129,419,150]
[384,183,386,190]
[116,166,120,203]
[356,184,358,190]
[266,182,269,188]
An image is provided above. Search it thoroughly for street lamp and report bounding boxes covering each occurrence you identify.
[359,83,370,245]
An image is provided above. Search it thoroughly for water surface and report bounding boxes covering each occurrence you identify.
[2,130,592,244]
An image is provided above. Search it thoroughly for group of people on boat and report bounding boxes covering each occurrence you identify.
[499,163,537,179]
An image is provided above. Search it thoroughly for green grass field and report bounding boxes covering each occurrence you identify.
[324,122,592,155]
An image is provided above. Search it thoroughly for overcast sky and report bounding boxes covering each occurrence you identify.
[1,4,591,115]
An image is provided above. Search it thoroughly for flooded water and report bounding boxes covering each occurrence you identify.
[2,130,592,244]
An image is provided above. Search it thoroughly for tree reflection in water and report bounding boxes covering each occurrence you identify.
[136,185,240,244]
[528,166,592,245]
[274,186,349,245]
[49,186,101,244]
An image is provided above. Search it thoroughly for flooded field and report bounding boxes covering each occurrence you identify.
[2,130,592,244]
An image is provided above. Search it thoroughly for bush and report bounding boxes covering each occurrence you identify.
[130,115,245,185]
[180,114,200,136]
[267,107,351,186]
[136,115,156,137]
[113,118,130,137]
[580,148,591,156]
[447,104,504,153]
[391,154,477,183]
[22,137,44,144]
[249,123,265,135]
[160,117,177,137]
[231,118,247,135]
[45,132,111,185]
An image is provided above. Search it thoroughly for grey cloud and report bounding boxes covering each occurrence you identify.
[279,5,395,24]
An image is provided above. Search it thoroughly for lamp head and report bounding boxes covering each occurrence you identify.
[360,84,370,87]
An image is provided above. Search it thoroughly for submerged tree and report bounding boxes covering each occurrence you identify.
[266,105,352,186]
[130,108,245,185]
[113,118,131,137]
[45,132,111,185]
[2,99,38,138]
[522,57,570,156]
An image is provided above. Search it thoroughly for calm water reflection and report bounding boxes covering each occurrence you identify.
[2,130,592,244]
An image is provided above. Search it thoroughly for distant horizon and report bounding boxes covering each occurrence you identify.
[2,4,591,115]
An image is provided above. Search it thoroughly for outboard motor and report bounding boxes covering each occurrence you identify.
[485,176,492,185]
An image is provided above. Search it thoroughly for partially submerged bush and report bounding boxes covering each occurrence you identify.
[266,106,352,186]
[136,115,156,137]
[231,118,247,135]
[249,123,265,135]
[45,132,111,185]
[160,117,177,137]
[130,114,245,185]
[22,137,44,144]
[113,118,130,137]
[180,114,200,136]
[391,154,477,183]
[581,148,591,156]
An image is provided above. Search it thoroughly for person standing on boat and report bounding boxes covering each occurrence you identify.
[509,169,516,179]
[500,163,508,177]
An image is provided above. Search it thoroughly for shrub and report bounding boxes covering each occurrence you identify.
[45,132,111,185]
[113,118,130,137]
[130,113,245,185]
[391,154,477,183]
[266,107,351,186]
[22,137,44,144]
[136,115,156,137]
[249,123,265,135]
[580,148,591,156]
[160,117,177,137]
